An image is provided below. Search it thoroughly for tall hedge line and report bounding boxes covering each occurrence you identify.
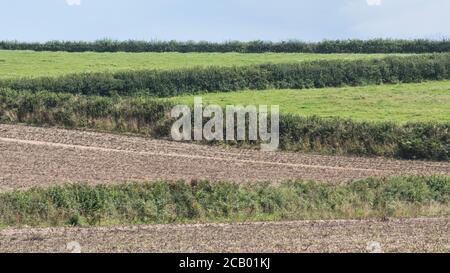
[1,39,450,53]
[1,54,449,97]
[1,89,449,161]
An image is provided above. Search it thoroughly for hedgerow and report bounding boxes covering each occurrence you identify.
[0,176,448,227]
[1,89,449,161]
[277,115,450,161]
[1,54,448,97]
[1,39,450,53]
[0,88,173,134]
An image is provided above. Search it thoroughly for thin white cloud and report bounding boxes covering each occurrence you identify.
[66,0,81,6]
[366,0,382,6]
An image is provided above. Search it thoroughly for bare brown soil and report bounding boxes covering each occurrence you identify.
[0,218,448,253]
[1,124,449,191]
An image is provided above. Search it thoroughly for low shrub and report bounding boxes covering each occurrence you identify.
[0,176,448,227]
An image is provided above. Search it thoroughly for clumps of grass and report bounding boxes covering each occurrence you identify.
[0,176,448,228]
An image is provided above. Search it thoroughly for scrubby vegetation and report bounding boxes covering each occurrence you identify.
[0,89,172,135]
[1,88,449,161]
[0,176,448,228]
[1,39,450,53]
[1,54,448,97]
[278,115,450,161]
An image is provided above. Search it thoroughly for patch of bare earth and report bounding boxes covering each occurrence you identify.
[1,124,449,191]
[0,218,448,253]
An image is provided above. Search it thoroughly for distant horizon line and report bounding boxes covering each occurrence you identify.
[1,37,450,43]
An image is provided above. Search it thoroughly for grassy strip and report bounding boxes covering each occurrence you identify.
[0,50,396,79]
[1,88,449,161]
[1,54,448,97]
[167,81,450,123]
[1,39,450,53]
[0,176,449,228]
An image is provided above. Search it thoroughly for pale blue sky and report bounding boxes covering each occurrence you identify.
[0,0,449,41]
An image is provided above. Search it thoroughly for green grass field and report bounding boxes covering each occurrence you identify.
[0,50,448,124]
[167,81,450,123]
[0,50,404,79]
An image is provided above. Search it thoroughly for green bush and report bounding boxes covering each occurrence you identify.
[277,116,450,161]
[1,54,449,97]
[0,176,448,227]
[0,88,173,135]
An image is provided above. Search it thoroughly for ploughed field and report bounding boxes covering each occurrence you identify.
[0,48,449,253]
[1,124,449,192]
[1,218,448,253]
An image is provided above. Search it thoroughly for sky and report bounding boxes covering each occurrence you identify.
[0,0,449,42]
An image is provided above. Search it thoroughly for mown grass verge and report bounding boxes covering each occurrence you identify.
[1,88,449,161]
[1,54,448,97]
[0,176,449,228]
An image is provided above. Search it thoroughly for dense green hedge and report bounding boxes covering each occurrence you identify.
[1,39,450,53]
[1,54,449,97]
[1,89,449,161]
[0,88,173,134]
[1,176,449,227]
[278,115,450,161]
